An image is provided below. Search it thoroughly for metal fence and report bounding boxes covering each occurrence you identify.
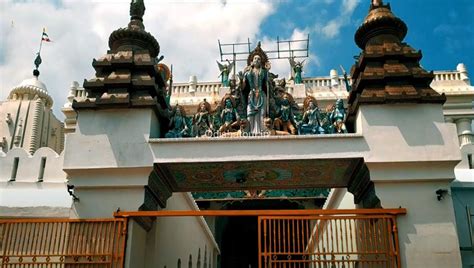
[0,218,127,267]
[258,214,401,268]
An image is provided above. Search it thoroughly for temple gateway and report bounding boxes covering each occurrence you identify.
[1,0,473,267]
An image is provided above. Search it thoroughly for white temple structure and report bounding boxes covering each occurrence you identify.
[0,0,473,267]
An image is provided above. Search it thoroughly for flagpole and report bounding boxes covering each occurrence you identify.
[38,29,44,55]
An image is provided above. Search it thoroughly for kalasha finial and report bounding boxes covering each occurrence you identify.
[372,0,383,7]
[130,0,145,21]
[33,53,42,77]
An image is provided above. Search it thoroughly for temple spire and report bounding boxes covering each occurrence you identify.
[372,0,383,7]
[130,0,145,21]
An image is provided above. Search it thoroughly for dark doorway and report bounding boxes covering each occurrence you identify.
[216,200,304,268]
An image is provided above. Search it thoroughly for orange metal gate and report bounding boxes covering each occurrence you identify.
[115,208,405,268]
[258,213,401,268]
[0,218,127,267]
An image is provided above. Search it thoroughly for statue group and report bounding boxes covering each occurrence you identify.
[165,43,348,138]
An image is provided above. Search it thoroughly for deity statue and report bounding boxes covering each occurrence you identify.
[217,60,234,87]
[289,57,305,84]
[273,93,297,135]
[193,99,214,137]
[263,118,290,136]
[219,95,240,134]
[244,53,269,134]
[328,99,348,134]
[298,96,325,135]
[165,104,189,138]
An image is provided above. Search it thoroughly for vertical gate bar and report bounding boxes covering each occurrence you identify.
[392,217,401,268]
[36,222,45,260]
[104,222,111,262]
[385,218,390,267]
[299,219,303,268]
[116,220,123,267]
[121,219,128,268]
[90,222,97,259]
[264,219,268,268]
[41,222,49,261]
[98,222,104,266]
[50,222,57,259]
[259,217,262,268]
[283,219,287,257]
[375,219,381,267]
[292,219,296,254]
[112,220,119,267]
[29,222,39,260]
[273,219,276,257]
[21,223,32,265]
[292,219,295,268]
[10,222,18,263]
[335,218,339,257]
[7,222,18,257]
[46,222,53,260]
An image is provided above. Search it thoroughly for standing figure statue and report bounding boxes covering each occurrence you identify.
[298,96,325,135]
[165,104,189,138]
[273,93,297,135]
[217,60,234,87]
[244,53,269,134]
[193,99,214,137]
[328,99,348,134]
[289,57,305,84]
[219,94,240,134]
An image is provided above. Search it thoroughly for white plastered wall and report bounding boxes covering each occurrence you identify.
[0,147,71,218]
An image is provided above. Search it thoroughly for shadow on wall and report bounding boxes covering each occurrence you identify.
[363,105,445,147]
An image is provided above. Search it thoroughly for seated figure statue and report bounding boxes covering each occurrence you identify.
[328,99,348,134]
[298,96,325,135]
[165,104,189,138]
[273,93,297,135]
[219,95,240,134]
[193,99,213,137]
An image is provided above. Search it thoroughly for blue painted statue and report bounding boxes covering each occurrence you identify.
[193,99,214,137]
[328,99,348,134]
[298,96,325,135]
[244,54,268,134]
[217,60,234,87]
[289,57,305,84]
[219,95,240,134]
[165,104,189,138]
[273,93,297,135]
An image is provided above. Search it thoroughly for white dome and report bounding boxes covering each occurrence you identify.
[8,76,53,107]
[19,77,48,91]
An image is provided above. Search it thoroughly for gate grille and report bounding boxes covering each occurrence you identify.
[258,214,400,268]
[0,218,127,267]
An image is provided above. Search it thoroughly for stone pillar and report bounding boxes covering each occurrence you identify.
[356,103,463,267]
[455,118,473,147]
[125,219,147,268]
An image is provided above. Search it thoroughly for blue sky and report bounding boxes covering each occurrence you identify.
[1,0,473,115]
[256,0,474,76]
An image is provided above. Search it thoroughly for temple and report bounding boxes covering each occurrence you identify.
[1,0,474,267]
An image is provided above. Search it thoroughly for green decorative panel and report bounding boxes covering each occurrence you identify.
[156,158,363,192]
[192,188,330,201]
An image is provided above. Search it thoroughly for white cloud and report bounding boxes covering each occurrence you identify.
[312,0,361,39]
[0,0,276,116]
[260,28,320,81]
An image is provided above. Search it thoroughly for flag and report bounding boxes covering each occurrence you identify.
[41,28,51,42]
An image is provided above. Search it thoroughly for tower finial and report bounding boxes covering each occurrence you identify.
[33,53,41,77]
[130,0,145,21]
[372,0,383,6]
